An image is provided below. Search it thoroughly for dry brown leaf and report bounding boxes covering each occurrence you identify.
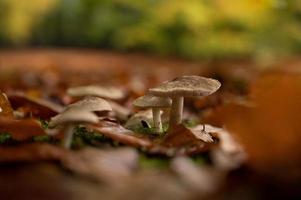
[153,125,213,155]
[163,125,211,148]
[0,143,67,162]
[0,117,46,141]
[7,92,63,119]
[89,121,152,148]
[0,93,14,118]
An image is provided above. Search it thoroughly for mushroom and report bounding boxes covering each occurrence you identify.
[67,85,125,100]
[133,94,171,133]
[67,85,130,120]
[149,75,221,129]
[66,96,112,114]
[49,109,99,149]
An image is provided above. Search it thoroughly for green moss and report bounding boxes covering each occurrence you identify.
[132,126,154,135]
[33,135,51,142]
[0,132,11,144]
[190,153,210,165]
[74,126,106,141]
[39,119,50,130]
[183,119,199,128]
[72,126,113,148]
[129,122,169,136]
[139,154,170,169]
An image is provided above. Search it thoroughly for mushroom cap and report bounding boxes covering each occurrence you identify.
[149,75,221,97]
[66,96,112,112]
[67,85,124,100]
[49,109,99,127]
[133,94,172,108]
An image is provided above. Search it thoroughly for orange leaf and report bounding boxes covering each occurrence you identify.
[0,143,66,162]
[0,93,14,118]
[0,117,45,141]
[7,92,63,119]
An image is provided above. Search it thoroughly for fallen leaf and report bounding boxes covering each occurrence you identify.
[7,92,63,119]
[0,117,46,141]
[188,125,215,143]
[0,143,67,162]
[89,121,152,148]
[163,125,212,147]
[155,125,213,155]
[61,147,138,184]
[0,93,14,118]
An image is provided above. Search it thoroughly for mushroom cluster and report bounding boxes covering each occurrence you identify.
[48,75,220,148]
[133,75,221,132]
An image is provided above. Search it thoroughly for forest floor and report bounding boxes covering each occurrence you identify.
[0,49,300,200]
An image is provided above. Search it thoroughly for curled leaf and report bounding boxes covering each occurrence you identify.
[0,93,14,118]
[7,92,63,119]
[153,125,213,155]
[188,124,215,143]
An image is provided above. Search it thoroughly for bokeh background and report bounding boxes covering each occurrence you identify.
[0,0,301,62]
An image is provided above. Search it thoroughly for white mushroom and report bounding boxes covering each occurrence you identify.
[67,85,130,120]
[49,109,99,149]
[149,75,221,130]
[67,85,125,100]
[133,94,171,133]
[125,109,154,130]
[66,96,112,113]
[49,96,113,148]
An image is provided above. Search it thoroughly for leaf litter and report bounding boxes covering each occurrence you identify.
[0,58,300,199]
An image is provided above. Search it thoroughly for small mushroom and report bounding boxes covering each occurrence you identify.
[66,96,112,114]
[149,75,221,129]
[49,109,99,149]
[133,94,171,133]
[67,85,125,100]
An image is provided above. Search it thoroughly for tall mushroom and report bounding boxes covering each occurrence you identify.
[49,109,99,149]
[133,94,171,133]
[149,75,221,129]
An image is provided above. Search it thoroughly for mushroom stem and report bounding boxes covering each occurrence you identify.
[169,96,184,128]
[63,125,74,149]
[152,107,162,133]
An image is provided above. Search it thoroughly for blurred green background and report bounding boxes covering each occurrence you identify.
[0,0,301,60]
